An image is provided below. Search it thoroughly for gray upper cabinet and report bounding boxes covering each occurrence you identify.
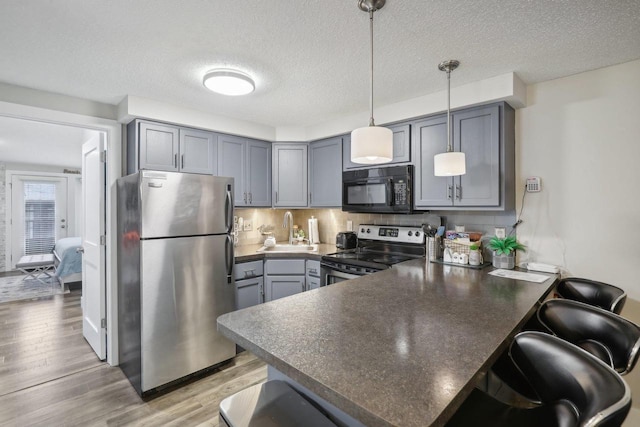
[273,143,308,207]
[309,137,342,207]
[218,134,247,206]
[179,128,217,175]
[218,136,271,207]
[246,139,272,207]
[412,102,515,211]
[343,123,411,170]
[127,120,216,174]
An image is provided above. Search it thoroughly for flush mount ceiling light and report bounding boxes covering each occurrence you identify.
[350,0,393,165]
[434,60,466,176]
[203,69,255,96]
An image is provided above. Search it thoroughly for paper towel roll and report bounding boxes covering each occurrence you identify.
[308,216,320,244]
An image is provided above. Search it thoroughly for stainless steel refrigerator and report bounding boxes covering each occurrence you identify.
[117,170,235,396]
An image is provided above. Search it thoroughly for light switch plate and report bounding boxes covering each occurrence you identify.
[347,220,353,232]
[243,219,253,231]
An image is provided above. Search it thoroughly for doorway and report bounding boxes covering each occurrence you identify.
[0,108,120,365]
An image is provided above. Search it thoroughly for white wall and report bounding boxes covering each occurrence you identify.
[516,59,640,300]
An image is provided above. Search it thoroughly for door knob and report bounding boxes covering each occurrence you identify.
[76,247,85,253]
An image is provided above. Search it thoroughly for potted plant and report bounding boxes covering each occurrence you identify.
[488,236,526,269]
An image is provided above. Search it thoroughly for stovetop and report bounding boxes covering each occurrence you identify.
[323,225,428,270]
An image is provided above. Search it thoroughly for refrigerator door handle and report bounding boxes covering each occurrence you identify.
[225,186,234,233]
[225,234,234,284]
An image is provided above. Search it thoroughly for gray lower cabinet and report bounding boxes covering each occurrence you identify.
[272,143,308,207]
[264,259,306,302]
[343,123,411,170]
[218,135,271,207]
[306,260,321,290]
[309,137,342,207]
[235,260,264,310]
[127,120,217,174]
[412,102,514,210]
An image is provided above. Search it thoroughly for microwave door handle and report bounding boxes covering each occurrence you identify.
[386,179,395,206]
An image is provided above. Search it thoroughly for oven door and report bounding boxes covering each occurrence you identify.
[342,177,394,212]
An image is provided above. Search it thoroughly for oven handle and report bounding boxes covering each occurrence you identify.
[321,262,371,277]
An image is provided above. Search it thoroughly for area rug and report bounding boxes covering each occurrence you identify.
[0,274,69,304]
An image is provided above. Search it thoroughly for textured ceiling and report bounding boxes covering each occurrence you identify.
[0,0,639,128]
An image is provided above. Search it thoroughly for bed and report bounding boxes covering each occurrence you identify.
[53,237,83,287]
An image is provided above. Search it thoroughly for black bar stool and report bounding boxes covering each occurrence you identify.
[446,332,631,427]
[557,277,626,314]
[538,299,640,375]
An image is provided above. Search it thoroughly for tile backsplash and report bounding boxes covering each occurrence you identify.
[235,207,516,250]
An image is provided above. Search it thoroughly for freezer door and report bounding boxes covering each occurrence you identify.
[140,234,235,392]
[139,171,233,238]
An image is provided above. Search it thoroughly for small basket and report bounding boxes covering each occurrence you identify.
[444,239,481,255]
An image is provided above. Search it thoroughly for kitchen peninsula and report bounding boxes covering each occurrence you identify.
[217,260,558,427]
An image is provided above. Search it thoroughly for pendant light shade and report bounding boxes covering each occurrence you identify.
[434,151,466,176]
[434,59,466,176]
[350,0,393,165]
[351,125,393,164]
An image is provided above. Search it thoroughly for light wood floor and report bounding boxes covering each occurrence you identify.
[0,290,267,426]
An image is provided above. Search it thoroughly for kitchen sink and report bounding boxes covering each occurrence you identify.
[257,244,319,253]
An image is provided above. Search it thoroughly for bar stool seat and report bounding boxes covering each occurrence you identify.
[219,380,337,427]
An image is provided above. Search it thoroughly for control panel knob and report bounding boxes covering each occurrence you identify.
[407,231,413,236]
[415,231,420,237]
[361,228,365,233]
[366,228,371,233]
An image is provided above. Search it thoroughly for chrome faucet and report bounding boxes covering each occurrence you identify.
[283,211,294,244]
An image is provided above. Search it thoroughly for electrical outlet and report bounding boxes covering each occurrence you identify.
[347,220,353,231]
[243,219,253,231]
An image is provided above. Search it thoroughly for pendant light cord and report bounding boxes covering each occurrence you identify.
[368,9,375,126]
[446,69,452,152]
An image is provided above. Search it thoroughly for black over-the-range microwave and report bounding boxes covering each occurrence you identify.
[342,165,413,214]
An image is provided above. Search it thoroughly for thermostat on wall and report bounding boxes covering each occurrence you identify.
[526,176,541,192]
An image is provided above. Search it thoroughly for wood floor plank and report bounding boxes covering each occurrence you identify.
[0,289,267,427]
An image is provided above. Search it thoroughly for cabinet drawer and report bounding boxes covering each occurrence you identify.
[264,259,305,275]
[235,260,263,280]
[306,260,321,277]
[235,277,263,310]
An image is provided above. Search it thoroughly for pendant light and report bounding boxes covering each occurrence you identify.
[434,60,466,176]
[350,0,393,165]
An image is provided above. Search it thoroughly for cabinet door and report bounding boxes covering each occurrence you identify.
[272,144,308,207]
[218,135,247,206]
[236,277,263,310]
[309,137,342,207]
[453,105,500,207]
[412,115,453,208]
[139,122,179,172]
[343,123,411,170]
[306,276,321,291]
[264,275,305,302]
[179,128,217,174]
[246,139,272,206]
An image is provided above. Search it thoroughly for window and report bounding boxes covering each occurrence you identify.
[23,182,57,255]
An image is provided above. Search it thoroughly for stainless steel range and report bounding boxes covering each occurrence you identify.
[321,224,426,286]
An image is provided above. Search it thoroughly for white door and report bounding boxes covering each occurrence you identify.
[81,134,106,360]
[10,175,68,268]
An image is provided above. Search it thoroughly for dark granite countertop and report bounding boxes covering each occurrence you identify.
[234,243,339,262]
[218,259,558,427]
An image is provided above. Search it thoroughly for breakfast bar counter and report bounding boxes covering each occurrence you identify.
[217,259,558,427]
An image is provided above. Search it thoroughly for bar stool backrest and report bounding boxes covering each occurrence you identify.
[556,278,626,314]
[510,332,631,427]
[537,299,640,375]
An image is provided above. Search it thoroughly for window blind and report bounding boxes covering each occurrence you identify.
[23,182,56,255]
